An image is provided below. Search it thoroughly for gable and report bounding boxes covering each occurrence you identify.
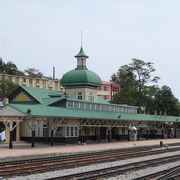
[21,86,64,103]
[13,92,33,102]
[0,105,26,117]
[9,86,65,105]
[9,86,40,104]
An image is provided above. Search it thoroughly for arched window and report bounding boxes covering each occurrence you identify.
[88,93,94,102]
[43,124,48,137]
[78,92,82,100]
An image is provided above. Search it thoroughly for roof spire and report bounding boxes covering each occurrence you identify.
[75,31,89,69]
[81,30,83,47]
[75,31,89,58]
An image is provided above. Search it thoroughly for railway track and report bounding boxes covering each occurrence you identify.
[45,154,180,180]
[0,144,180,178]
[134,165,180,180]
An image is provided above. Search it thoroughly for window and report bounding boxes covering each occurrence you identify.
[55,127,63,137]
[123,108,128,113]
[43,124,48,137]
[78,92,82,100]
[75,127,78,136]
[66,127,70,137]
[55,82,58,86]
[66,126,79,137]
[106,105,111,111]
[91,103,95,110]
[122,127,125,135]
[77,59,81,67]
[71,127,74,136]
[101,105,106,111]
[115,106,119,112]
[55,82,58,90]
[86,103,90,110]
[96,104,100,111]
[74,102,79,109]
[29,78,33,85]
[36,79,39,84]
[120,107,123,112]
[33,124,36,136]
[80,102,85,109]
[67,101,73,108]
[42,80,46,88]
[104,95,110,100]
[88,96,94,102]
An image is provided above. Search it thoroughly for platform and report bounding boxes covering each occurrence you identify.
[0,139,180,162]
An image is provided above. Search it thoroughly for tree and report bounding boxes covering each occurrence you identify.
[154,85,180,116]
[142,85,160,114]
[111,59,160,110]
[0,58,24,75]
[129,59,159,92]
[0,57,5,73]
[5,61,24,75]
[24,68,43,77]
[5,61,18,74]
[0,79,18,99]
[177,102,180,116]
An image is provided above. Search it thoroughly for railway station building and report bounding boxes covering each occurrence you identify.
[0,46,180,148]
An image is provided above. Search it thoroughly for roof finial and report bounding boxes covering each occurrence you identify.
[81,30,83,47]
[75,31,89,58]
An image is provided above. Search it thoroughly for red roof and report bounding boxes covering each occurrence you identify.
[102,81,112,85]
[102,81,120,87]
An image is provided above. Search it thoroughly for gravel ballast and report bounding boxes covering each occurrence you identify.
[9,149,180,180]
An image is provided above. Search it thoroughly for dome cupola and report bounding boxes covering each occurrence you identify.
[61,46,102,87]
[60,46,102,102]
[75,46,89,69]
[60,69,102,87]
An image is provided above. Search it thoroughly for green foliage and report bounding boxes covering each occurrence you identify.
[111,58,179,115]
[177,102,180,115]
[0,58,43,77]
[0,58,24,76]
[24,67,43,77]
[0,79,18,99]
[154,86,180,116]
[142,85,159,114]
[112,59,159,108]
[0,58,5,73]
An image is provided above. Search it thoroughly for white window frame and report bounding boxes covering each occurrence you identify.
[88,95,94,102]
[43,124,48,137]
[77,92,82,100]
[65,126,79,137]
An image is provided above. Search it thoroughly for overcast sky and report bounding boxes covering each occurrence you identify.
[0,0,180,99]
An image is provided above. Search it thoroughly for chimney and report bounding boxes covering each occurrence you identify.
[53,66,55,80]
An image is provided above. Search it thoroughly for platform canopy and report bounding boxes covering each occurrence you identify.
[0,86,179,126]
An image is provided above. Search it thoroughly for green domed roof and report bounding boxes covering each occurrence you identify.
[60,69,103,87]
